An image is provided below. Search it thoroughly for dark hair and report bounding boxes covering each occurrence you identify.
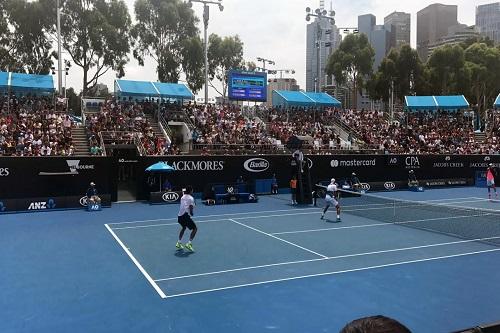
[340,315,412,333]
[184,186,193,194]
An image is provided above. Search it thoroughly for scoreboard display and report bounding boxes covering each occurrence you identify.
[228,70,267,102]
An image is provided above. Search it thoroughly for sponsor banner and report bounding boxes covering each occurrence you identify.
[0,195,111,213]
[243,158,270,173]
[423,178,471,188]
[330,158,377,168]
[150,191,182,204]
[0,168,10,176]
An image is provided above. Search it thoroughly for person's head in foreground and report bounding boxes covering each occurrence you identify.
[339,315,412,333]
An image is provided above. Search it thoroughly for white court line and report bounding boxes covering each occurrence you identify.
[107,207,321,226]
[163,248,500,298]
[104,224,167,299]
[110,198,488,231]
[228,219,328,259]
[106,197,484,227]
[271,213,491,236]
[154,235,500,282]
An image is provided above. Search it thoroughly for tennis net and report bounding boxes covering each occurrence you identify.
[338,189,500,247]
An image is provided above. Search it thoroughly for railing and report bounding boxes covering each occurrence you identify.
[158,111,174,139]
[164,110,195,130]
[330,115,363,142]
[97,131,107,157]
[192,143,289,155]
[99,131,147,156]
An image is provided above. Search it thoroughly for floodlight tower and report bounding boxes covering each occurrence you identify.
[306,7,335,92]
[188,0,224,105]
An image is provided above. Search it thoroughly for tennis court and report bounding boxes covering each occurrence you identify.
[2,186,500,332]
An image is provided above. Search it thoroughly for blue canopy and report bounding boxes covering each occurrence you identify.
[10,72,54,93]
[115,79,194,100]
[154,82,194,99]
[405,96,438,110]
[115,79,158,97]
[0,72,8,91]
[273,90,314,107]
[272,90,341,108]
[495,93,500,108]
[434,95,469,109]
[303,92,342,107]
[145,162,175,172]
[405,95,470,111]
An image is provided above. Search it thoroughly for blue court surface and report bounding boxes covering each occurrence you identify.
[2,186,500,332]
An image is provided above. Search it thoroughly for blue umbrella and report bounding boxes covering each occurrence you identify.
[146,162,175,172]
[145,162,175,191]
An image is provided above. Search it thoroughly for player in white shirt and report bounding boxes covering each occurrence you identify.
[321,178,341,222]
[176,186,197,252]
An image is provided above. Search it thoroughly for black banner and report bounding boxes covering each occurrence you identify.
[0,194,111,213]
[1,154,499,209]
[0,157,117,201]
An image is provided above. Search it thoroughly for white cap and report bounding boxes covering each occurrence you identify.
[331,178,336,183]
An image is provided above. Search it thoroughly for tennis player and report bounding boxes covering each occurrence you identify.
[176,186,197,252]
[321,178,341,222]
[486,163,498,200]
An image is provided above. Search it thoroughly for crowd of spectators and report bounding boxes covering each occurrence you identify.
[86,100,180,156]
[333,108,500,154]
[181,104,280,154]
[0,95,75,156]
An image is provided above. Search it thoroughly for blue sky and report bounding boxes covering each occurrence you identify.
[63,0,496,97]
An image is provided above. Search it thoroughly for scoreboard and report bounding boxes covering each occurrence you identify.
[228,70,267,102]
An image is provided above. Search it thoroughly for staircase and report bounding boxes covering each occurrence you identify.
[145,113,166,138]
[72,126,91,156]
[474,132,486,144]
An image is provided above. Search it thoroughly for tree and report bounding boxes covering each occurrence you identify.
[0,0,55,74]
[367,50,398,105]
[464,43,500,114]
[396,45,426,99]
[207,34,244,97]
[242,61,257,72]
[65,87,81,114]
[326,33,375,108]
[59,0,132,95]
[426,44,469,95]
[460,36,494,49]
[132,0,203,90]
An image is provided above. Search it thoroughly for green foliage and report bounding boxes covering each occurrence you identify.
[326,33,375,107]
[427,44,469,95]
[0,0,55,74]
[463,42,500,113]
[207,34,244,97]
[60,0,132,95]
[131,0,202,90]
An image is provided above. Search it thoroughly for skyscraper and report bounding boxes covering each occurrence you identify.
[476,2,500,44]
[384,11,411,50]
[358,14,391,68]
[305,2,341,92]
[417,3,458,61]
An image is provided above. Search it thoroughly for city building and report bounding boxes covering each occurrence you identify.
[358,14,391,68]
[305,2,342,92]
[356,14,390,110]
[384,11,411,50]
[417,3,458,61]
[427,24,480,57]
[476,2,500,44]
[266,78,300,106]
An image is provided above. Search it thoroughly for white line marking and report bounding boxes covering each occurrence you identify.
[107,207,321,225]
[104,224,167,299]
[154,235,500,282]
[106,197,484,226]
[228,219,328,259]
[109,198,491,231]
[271,213,491,235]
[163,248,500,298]
[112,218,231,230]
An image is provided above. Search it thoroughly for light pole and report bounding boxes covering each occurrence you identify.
[268,69,295,79]
[51,62,70,110]
[188,0,223,106]
[256,57,275,71]
[56,0,63,95]
[306,7,335,93]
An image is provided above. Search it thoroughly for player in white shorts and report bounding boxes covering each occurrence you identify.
[321,178,341,222]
